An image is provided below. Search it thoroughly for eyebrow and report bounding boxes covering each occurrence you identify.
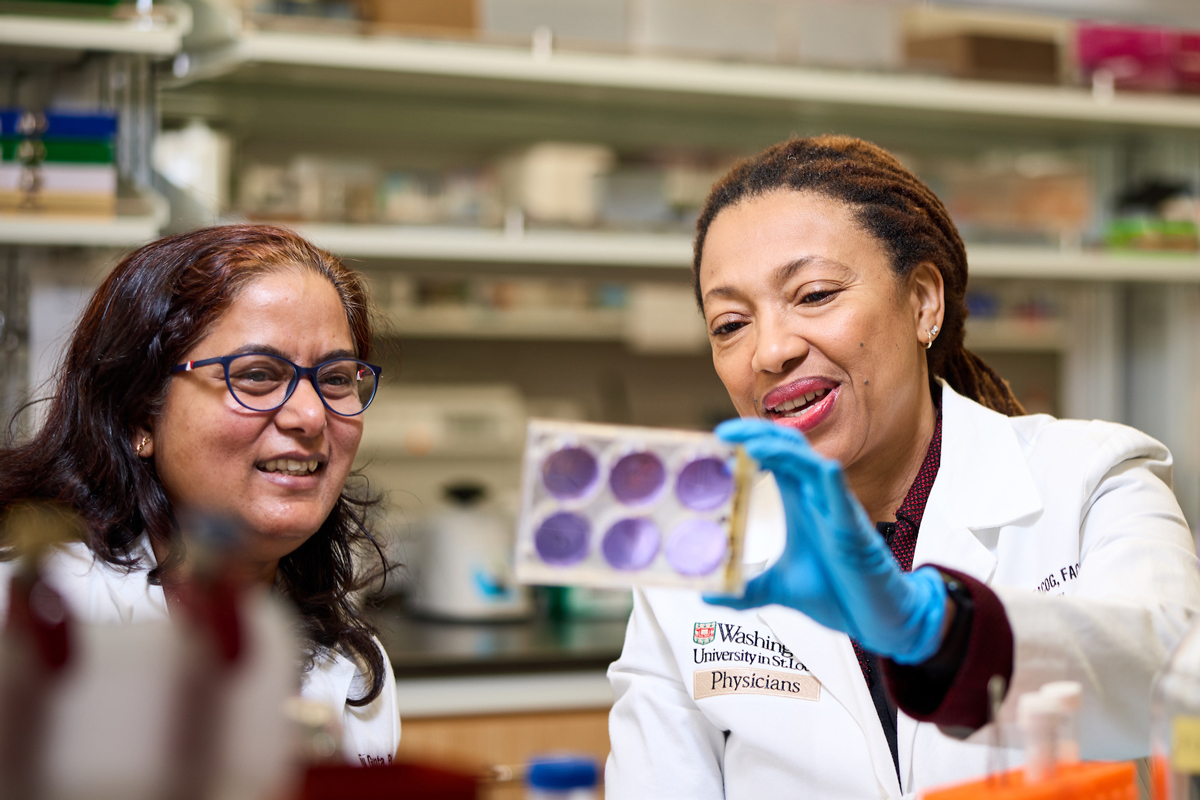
[229,343,358,363]
[702,255,844,306]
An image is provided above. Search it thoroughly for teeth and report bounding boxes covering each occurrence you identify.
[773,388,831,416]
[259,459,320,475]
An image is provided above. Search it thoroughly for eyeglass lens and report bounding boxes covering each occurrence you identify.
[226,354,376,414]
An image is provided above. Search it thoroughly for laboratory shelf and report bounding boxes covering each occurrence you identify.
[967,246,1200,282]
[0,6,191,55]
[0,190,167,247]
[284,222,1200,282]
[176,28,1200,131]
[292,223,693,269]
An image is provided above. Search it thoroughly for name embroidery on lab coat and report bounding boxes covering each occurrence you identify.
[692,622,810,672]
[694,668,821,701]
[1035,562,1081,594]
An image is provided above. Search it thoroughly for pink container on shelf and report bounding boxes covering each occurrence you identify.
[1177,33,1200,92]
[1076,22,1178,91]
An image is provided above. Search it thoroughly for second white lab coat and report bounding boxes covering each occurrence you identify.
[605,381,1200,799]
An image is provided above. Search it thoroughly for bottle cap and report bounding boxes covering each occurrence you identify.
[526,756,598,789]
[1040,681,1083,712]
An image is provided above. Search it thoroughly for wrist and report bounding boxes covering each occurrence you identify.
[920,571,974,676]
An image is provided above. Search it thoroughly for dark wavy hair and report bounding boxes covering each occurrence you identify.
[0,224,389,705]
[694,135,1024,416]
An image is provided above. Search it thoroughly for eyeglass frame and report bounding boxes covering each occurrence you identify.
[170,352,383,417]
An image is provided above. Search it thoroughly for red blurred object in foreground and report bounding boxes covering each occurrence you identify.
[300,762,480,800]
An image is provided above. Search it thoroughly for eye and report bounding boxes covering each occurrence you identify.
[233,365,285,383]
[798,288,838,305]
[710,320,746,337]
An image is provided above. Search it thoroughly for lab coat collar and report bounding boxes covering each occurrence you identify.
[936,380,1043,531]
[908,381,1041,586]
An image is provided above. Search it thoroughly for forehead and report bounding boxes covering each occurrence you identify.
[699,190,895,298]
[201,268,354,351]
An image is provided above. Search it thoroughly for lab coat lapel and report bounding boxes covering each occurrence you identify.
[757,606,902,798]
[899,382,1043,790]
[910,382,1042,582]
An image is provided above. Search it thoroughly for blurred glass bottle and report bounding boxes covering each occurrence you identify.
[1153,619,1200,799]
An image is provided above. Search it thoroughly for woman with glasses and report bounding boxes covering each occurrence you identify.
[0,224,397,763]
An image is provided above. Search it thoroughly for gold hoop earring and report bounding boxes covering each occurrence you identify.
[136,435,150,457]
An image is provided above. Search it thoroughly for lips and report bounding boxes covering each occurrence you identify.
[762,378,840,433]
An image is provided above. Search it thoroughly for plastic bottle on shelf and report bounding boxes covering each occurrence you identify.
[525,755,598,800]
[1040,681,1082,764]
[1153,618,1200,800]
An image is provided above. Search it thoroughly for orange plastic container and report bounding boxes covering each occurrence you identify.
[922,761,1137,800]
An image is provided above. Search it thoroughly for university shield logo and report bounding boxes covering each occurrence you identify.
[693,621,716,645]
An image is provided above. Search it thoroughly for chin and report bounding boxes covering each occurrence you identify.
[248,517,326,550]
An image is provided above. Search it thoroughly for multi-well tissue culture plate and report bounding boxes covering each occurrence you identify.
[515,419,754,593]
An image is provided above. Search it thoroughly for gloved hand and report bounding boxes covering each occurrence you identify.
[706,418,948,665]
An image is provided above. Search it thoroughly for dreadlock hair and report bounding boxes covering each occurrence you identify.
[0,224,390,705]
[692,135,1024,417]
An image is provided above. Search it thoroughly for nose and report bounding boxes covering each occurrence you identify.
[275,375,327,436]
[750,310,809,375]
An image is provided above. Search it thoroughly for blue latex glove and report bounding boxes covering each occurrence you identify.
[706,418,948,665]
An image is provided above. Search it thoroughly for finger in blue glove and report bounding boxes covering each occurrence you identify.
[706,418,947,665]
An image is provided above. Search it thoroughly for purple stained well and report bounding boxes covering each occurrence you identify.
[602,518,661,571]
[534,512,591,566]
[542,446,599,500]
[675,457,733,511]
[609,452,666,505]
[665,518,728,576]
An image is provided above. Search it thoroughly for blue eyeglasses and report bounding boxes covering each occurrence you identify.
[171,353,382,417]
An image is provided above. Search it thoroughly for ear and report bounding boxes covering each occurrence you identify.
[908,262,944,347]
[132,426,154,459]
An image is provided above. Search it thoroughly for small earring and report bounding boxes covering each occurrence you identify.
[136,435,150,457]
[925,325,939,351]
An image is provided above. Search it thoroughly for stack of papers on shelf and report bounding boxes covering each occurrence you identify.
[0,110,118,216]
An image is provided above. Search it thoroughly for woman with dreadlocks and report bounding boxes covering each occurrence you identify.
[605,137,1200,798]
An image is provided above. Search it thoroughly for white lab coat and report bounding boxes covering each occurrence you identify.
[0,536,401,765]
[606,381,1200,799]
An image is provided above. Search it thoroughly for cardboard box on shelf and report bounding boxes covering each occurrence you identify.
[357,0,476,33]
[903,6,1068,84]
[906,34,1059,84]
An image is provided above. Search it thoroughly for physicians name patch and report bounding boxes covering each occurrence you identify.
[693,667,820,701]
[693,621,716,645]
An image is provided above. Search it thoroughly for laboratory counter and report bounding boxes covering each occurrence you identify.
[366,596,628,719]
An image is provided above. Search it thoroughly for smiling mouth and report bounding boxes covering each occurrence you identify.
[256,459,321,476]
[767,388,830,418]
